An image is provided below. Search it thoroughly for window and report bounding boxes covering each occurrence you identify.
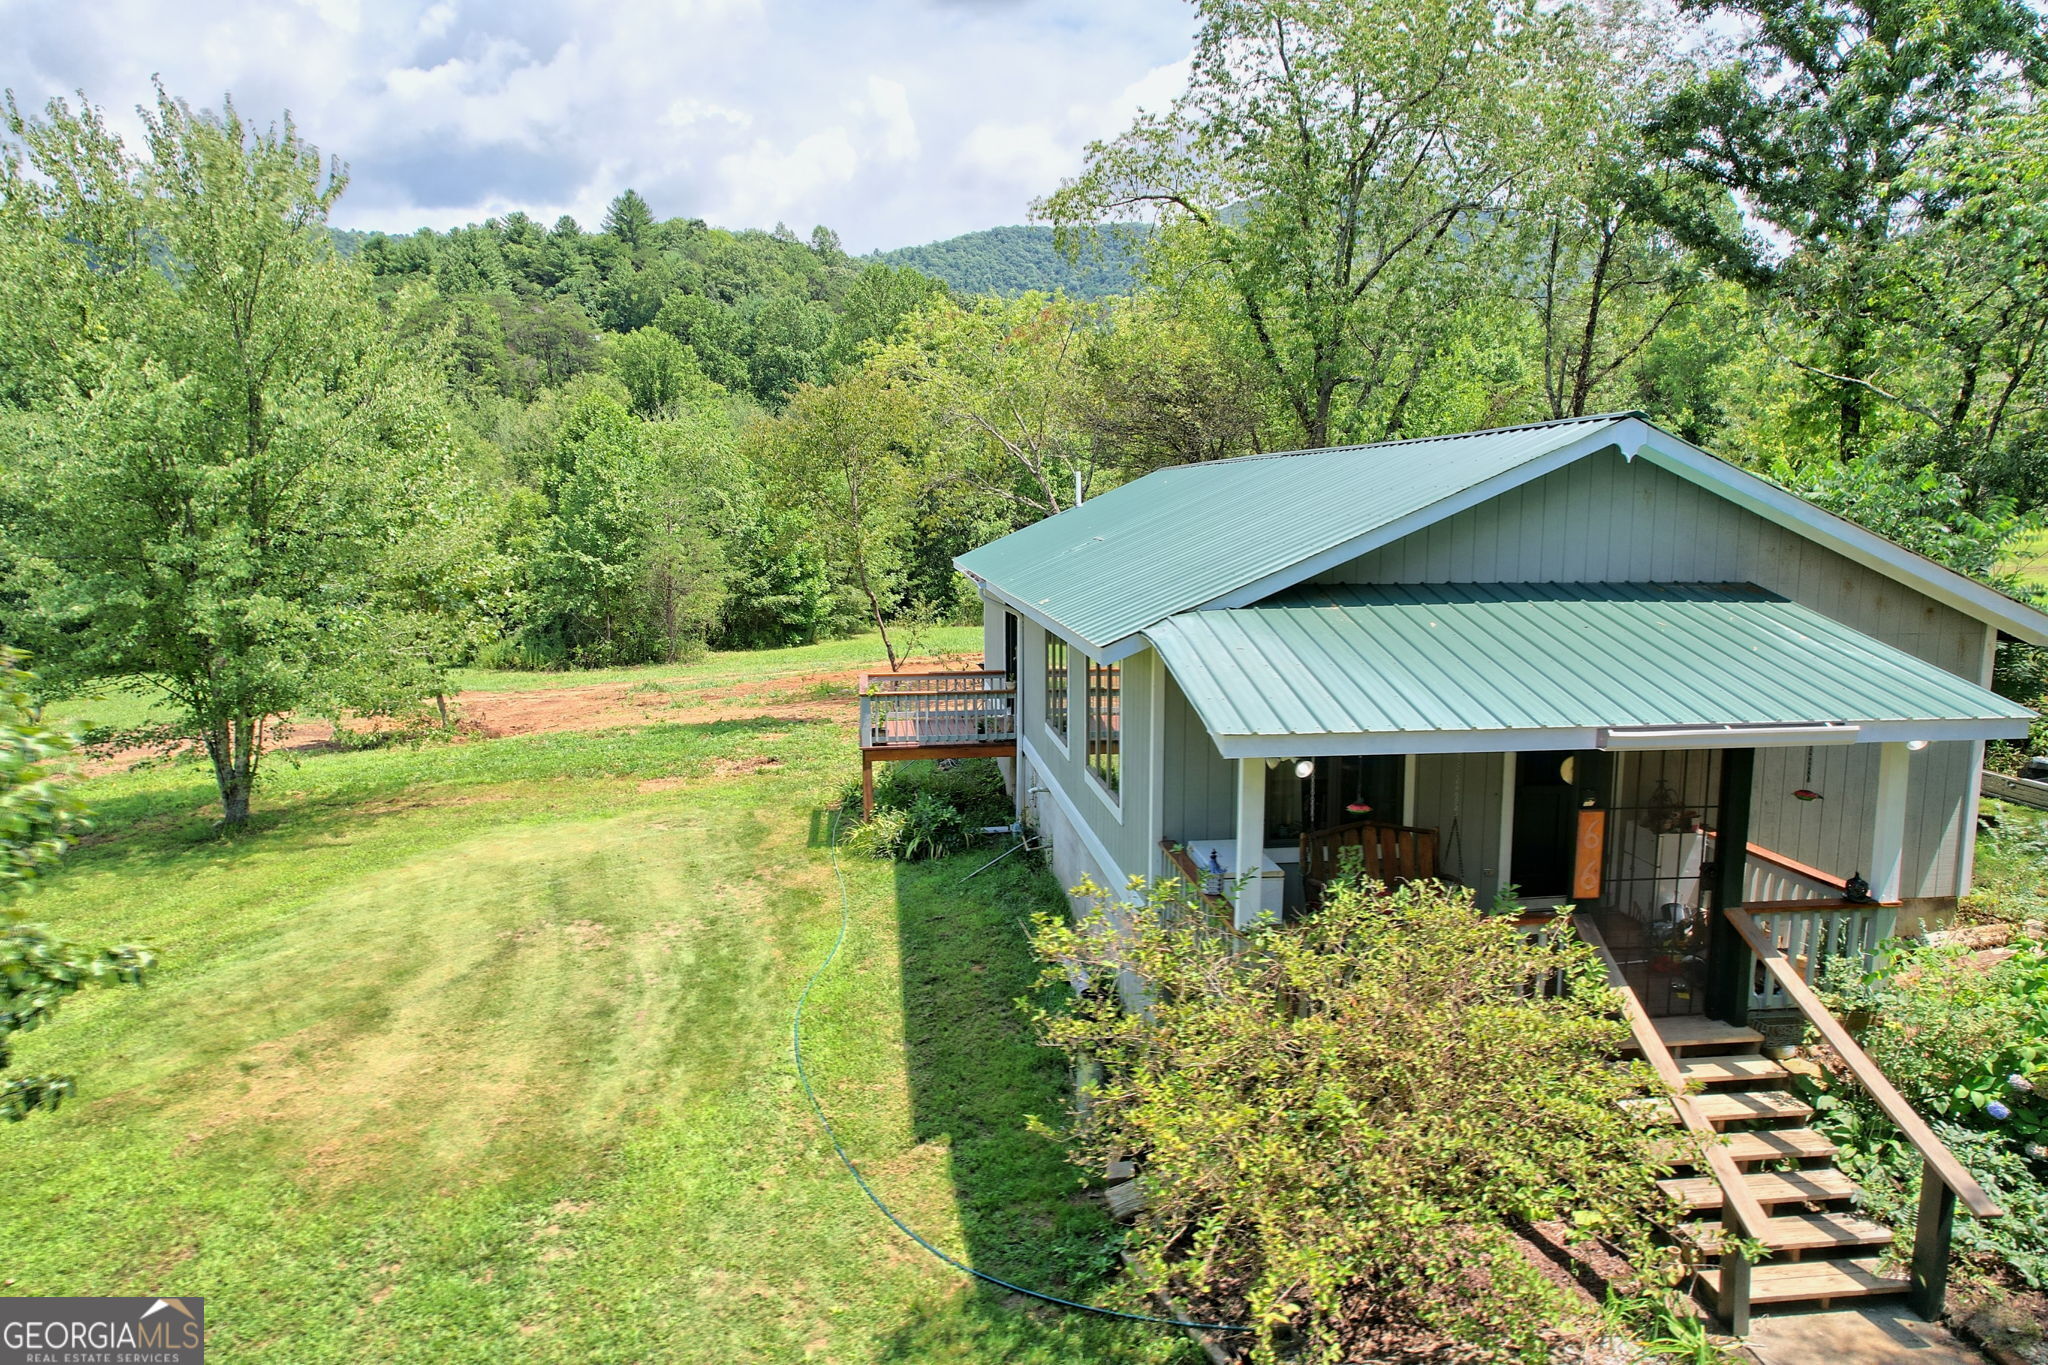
[1045,638,1068,743]
[1087,658,1120,798]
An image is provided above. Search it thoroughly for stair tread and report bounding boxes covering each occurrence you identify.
[1682,1211,1894,1253]
[1697,1256,1910,1304]
[1654,1127,1837,1166]
[1690,1089,1815,1124]
[1660,1168,1860,1210]
[1676,1056,1789,1085]
[1643,1017,1766,1052]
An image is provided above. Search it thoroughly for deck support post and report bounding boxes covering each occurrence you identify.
[1707,747,1757,1024]
[1870,741,1910,906]
[1716,1216,1751,1337]
[1234,758,1268,930]
[861,756,875,820]
[1909,1157,1956,1320]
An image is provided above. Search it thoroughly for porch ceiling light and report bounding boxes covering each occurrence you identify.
[1294,759,1316,778]
[1596,722,1861,751]
[1906,738,1931,751]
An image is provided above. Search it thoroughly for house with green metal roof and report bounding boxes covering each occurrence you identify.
[860,411,2048,1326]
[941,411,2045,931]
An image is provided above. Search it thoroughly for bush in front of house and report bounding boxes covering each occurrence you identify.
[837,759,1009,860]
[1813,937,2048,1289]
[1028,875,1687,1363]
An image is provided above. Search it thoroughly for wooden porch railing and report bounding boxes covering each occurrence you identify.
[1576,918,1772,1332]
[1742,842,1849,904]
[1744,900,1898,1012]
[857,670,1016,749]
[1724,907,2002,1320]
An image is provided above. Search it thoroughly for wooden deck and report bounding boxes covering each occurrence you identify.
[857,670,1016,814]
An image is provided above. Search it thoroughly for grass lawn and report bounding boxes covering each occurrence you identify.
[8,637,1191,1364]
[1999,527,2048,594]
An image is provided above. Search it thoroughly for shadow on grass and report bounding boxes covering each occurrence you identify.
[876,838,1195,1363]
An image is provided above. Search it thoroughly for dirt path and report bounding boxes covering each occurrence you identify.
[81,648,983,777]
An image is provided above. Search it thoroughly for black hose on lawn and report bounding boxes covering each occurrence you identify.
[792,813,1249,1336]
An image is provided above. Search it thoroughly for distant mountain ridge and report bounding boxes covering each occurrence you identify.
[872,224,1143,299]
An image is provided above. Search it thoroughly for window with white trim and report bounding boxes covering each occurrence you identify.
[1087,657,1120,799]
[1045,638,1068,743]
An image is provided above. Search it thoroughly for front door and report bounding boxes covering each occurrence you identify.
[1511,750,1608,899]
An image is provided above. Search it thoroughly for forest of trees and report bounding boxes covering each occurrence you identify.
[873,224,1143,297]
[3,0,2047,829]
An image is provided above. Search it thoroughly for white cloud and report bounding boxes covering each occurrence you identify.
[0,0,1193,251]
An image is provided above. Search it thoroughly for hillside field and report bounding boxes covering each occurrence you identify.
[9,634,1192,1365]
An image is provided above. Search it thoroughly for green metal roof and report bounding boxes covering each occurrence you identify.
[1144,582,2034,754]
[955,413,1631,651]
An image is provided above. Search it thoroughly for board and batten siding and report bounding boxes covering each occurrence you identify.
[995,605,1162,897]
[1314,448,1993,900]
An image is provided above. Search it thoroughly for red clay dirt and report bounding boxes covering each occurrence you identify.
[80,648,982,777]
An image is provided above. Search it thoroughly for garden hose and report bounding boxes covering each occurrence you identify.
[792,812,1249,1336]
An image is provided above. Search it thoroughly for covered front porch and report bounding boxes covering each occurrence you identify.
[1147,581,2032,1019]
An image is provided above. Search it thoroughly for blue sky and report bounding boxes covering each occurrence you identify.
[0,0,1195,251]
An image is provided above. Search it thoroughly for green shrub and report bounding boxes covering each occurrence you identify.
[1029,876,1685,1362]
[1821,939,2048,1144]
[840,807,908,859]
[1813,937,2048,1288]
[833,758,1009,861]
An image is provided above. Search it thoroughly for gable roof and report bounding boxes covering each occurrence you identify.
[955,413,2048,654]
[955,414,1632,653]
[1144,582,2033,758]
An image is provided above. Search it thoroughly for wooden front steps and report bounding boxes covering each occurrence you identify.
[1676,1056,1787,1085]
[1626,1016,1765,1054]
[1681,1211,1894,1255]
[1697,1256,1911,1306]
[1654,1126,1838,1166]
[1629,1012,1910,1315]
[1661,1168,1860,1212]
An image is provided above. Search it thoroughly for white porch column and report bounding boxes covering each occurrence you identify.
[1870,741,1911,904]
[1235,758,1268,929]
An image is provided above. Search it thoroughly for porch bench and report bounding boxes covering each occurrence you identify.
[1300,818,1441,906]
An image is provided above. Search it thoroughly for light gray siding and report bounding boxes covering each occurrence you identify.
[1409,753,1509,907]
[1317,450,1991,899]
[1004,603,1160,895]
[1161,669,1237,846]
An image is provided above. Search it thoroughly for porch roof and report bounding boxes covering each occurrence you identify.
[1144,582,2035,758]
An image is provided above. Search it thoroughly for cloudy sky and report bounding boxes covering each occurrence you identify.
[0,0,1195,252]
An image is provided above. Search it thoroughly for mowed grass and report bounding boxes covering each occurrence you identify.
[8,642,1190,1363]
[2000,527,2048,594]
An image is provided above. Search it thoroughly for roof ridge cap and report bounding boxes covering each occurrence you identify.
[1174,411,1644,470]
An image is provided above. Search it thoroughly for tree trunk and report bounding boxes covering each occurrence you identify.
[435,692,450,729]
[204,714,260,831]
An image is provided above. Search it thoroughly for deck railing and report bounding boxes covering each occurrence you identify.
[1745,900,1898,1011]
[1575,918,1773,1334]
[858,670,1016,749]
[1723,908,2001,1320]
[1742,842,1849,904]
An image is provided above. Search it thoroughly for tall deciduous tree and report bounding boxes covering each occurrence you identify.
[1633,0,2048,457]
[751,370,920,668]
[0,87,450,829]
[1042,0,1602,449]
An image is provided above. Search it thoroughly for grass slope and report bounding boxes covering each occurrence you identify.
[9,641,1189,1364]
